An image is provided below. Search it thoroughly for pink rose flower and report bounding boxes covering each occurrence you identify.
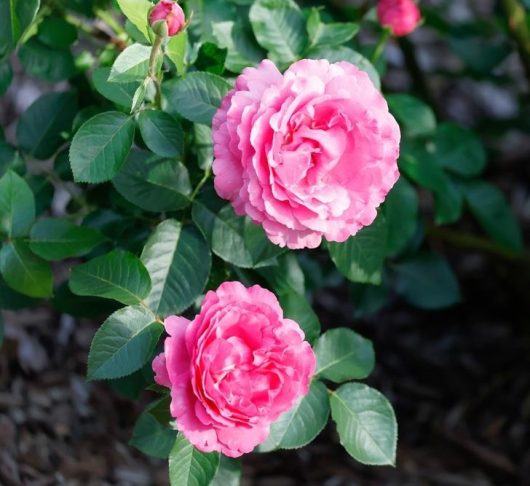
[212,59,400,250]
[377,0,421,37]
[152,281,316,457]
[149,0,185,37]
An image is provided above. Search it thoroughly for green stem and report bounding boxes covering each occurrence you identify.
[191,167,211,201]
[501,0,530,86]
[371,28,391,63]
[149,35,164,109]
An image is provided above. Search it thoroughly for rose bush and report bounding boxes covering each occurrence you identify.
[0,0,526,484]
[213,59,400,249]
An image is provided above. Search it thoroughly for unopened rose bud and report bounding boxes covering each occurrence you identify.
[149,0,186,37]
[377,0,421,37]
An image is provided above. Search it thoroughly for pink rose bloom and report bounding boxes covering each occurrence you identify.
[149,0,185,37]
[212,59,400,250]
[152,281,316,457]
[377,0,421,37]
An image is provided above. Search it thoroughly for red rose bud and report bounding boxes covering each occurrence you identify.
[149,0,186,37]
[377,0,421,37]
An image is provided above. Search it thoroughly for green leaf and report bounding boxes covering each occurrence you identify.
[70,111,135,183]
[463,181,524,252]
[0,273,37,310]
[260,254,305,295]
[70,250,152,306]
[383,178,419,256]
[306,45,380,90]
[328,215,388,285]
[393,252,461,310]
[194,124,213,170]
[87,305,163,380]
[108,368,149,400]
[169,435,220,486]
[386,94,436,137]
[307,8,359,48]
[211,457,241,486]
[138,110,184,158]
[52,282,120,319]
[130,398,177,459]
[92,67,139,109]
[18,39,77,81]
[259,381,330,451]
[141,220,211,316]
[163,72,231,125]
[0,61,13,96]
[186,0,236,43]
[0,241,53,298]
[330,383,397,466]
[38,16,77,48]
[0,170,35,238]
[195,42,227,75]
[192,193,284,269]
[113,151,191,212]
[432,123,486,177]
[0,0,40,58]
[212,21,264,73]
[16,91,77,160]
[352,281,390,319]
[249,0,307,65]
[399,140,463,225]
[109,43,152,83]
[166,31,188,75]
[29,218,106,261]
[117,0,153,40]
[277,292,321,344]
[314,328,375,383]
[258,255,320,341]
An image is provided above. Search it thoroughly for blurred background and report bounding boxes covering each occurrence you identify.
[1,0,529,484]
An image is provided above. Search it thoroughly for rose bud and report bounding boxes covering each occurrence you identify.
[377,0,421,37]
[152,281,316,457]
[149,0,186,37]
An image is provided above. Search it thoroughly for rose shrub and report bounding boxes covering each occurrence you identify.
[213,59,400,249]
[0,0,526,484]
[153,281,316,457]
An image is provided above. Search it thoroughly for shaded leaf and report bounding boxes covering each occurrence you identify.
[69,250,152,306]
[141,220,211,316]
[88,305,162,380]
[0,241,53,298]
[70,111,135,183]
[314,328,375,383]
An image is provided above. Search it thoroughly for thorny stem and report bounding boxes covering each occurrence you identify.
[148,35,164,109]
[190,167,212,201]
[371,28,391,63]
